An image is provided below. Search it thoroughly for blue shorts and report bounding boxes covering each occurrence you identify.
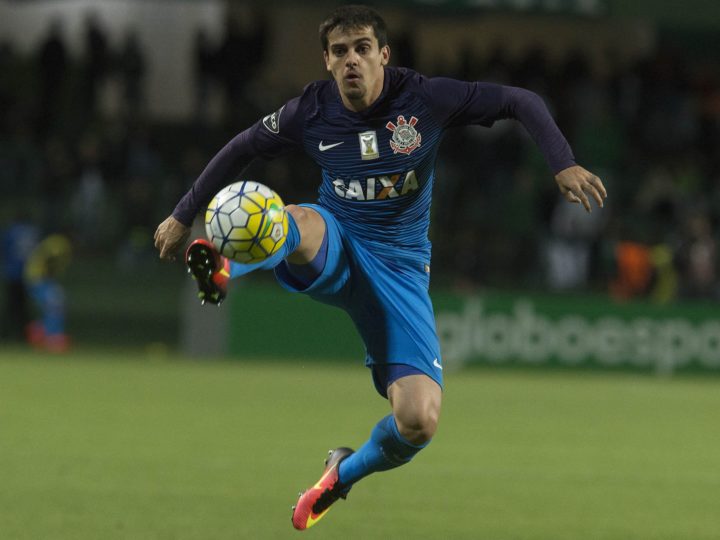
[274,204,444,397]
[371,363,428,399]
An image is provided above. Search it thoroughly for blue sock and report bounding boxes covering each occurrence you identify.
[337,414,429,487]
[229,213,301,279]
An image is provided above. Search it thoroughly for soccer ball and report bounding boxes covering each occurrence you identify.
[204,181,288,263]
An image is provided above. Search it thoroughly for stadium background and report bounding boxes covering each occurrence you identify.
[1,1,720,539]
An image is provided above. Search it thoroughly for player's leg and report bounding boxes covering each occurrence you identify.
[40,279,69,352]
[291,227,443,529]
[291,369,441,531]
[388,373,442,443]
[284,205,326,265]
[336,372,441,485]
[279,205,330,289]
[279,207,362,531]
[26,279,70,352]
[332,246,443,483]
[186,205,326,304]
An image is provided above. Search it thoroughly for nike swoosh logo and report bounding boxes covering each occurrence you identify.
[433,358,443,370]
[306,507,331,528]
[319,141,344,151]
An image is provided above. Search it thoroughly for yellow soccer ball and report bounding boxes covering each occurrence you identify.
[205,181,288,263]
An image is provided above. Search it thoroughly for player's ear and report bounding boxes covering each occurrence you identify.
[380,45,390,66]
[323,50,331,72]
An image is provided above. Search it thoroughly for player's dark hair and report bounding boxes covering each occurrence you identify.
[319,5,388,51]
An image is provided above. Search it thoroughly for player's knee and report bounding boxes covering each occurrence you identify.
[288,204,318,233]
[395,408,439,446]
[285,204,304,220]
[286,205,325,263]
[286,204,310,235]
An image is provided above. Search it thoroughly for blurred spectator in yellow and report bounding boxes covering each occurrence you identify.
[24,234,72,353]
[649,244,678,304]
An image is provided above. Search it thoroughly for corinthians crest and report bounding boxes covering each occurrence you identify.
[386,115,422,155]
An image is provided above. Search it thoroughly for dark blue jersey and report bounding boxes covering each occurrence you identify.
[174,67,575,261]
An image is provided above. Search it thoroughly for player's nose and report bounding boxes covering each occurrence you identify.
[345,51,359,66]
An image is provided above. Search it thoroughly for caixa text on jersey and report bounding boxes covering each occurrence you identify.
[332,171,419,201]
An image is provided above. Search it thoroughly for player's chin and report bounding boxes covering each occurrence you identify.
[342,84,365,100]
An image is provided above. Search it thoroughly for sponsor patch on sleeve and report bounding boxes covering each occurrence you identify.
[262,105,285,134]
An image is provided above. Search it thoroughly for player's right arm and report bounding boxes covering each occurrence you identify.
[154,98,305,260]
[154,127,261,260]
[154,215,190,260]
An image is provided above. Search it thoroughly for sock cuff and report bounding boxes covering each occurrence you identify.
[227,211,300,279]
[338,413,430,486]
[388,415,431,450]
[285,212,300,254]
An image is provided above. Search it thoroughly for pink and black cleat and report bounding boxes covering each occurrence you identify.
[291,447,354,531]
[185,239,230,305]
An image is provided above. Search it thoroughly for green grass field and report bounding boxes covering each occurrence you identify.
[1,349,719,540]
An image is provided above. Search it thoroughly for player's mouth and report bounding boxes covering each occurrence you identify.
[344,71,362,83]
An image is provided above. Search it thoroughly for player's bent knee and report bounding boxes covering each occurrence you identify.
[285,204,304,220]
[389,374,442,445]
[285,205,325,264]
[395,409,439,446]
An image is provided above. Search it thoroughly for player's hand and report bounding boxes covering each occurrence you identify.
[554,165,607,212]
[154,215,191,260]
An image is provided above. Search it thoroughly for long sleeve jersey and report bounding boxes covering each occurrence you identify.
[173,66,575,262]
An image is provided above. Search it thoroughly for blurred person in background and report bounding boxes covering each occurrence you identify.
[37,19,68,138]
[676,212,718,299]
[0,40,15,125]
[216,8,268,125]
[192,28,218,129]
[71,134,109,250]
[117,30,146,121]
[545,190,605,290]
[24,233,72,353]
[153,4,606,530]
[82,12,110,121]
[1,212,39,342]
[40,137,75,234]
[609,240,653,300]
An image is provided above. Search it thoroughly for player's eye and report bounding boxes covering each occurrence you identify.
[357,45,370,54]
[332,46,346,56]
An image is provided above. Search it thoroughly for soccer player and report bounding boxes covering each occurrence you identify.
[154,5,607,530]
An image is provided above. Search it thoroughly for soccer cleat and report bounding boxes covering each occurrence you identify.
[26,321,45,348]
[185,239,230,305]
[44,333,70,353]
[291,447,354,531]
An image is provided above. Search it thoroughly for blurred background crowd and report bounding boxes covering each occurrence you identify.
[2,0,720,346]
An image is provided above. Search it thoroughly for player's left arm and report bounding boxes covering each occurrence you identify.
[495,85,606,212]
[421,77,607,211]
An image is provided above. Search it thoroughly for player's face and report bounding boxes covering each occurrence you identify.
[324,26,390,112]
